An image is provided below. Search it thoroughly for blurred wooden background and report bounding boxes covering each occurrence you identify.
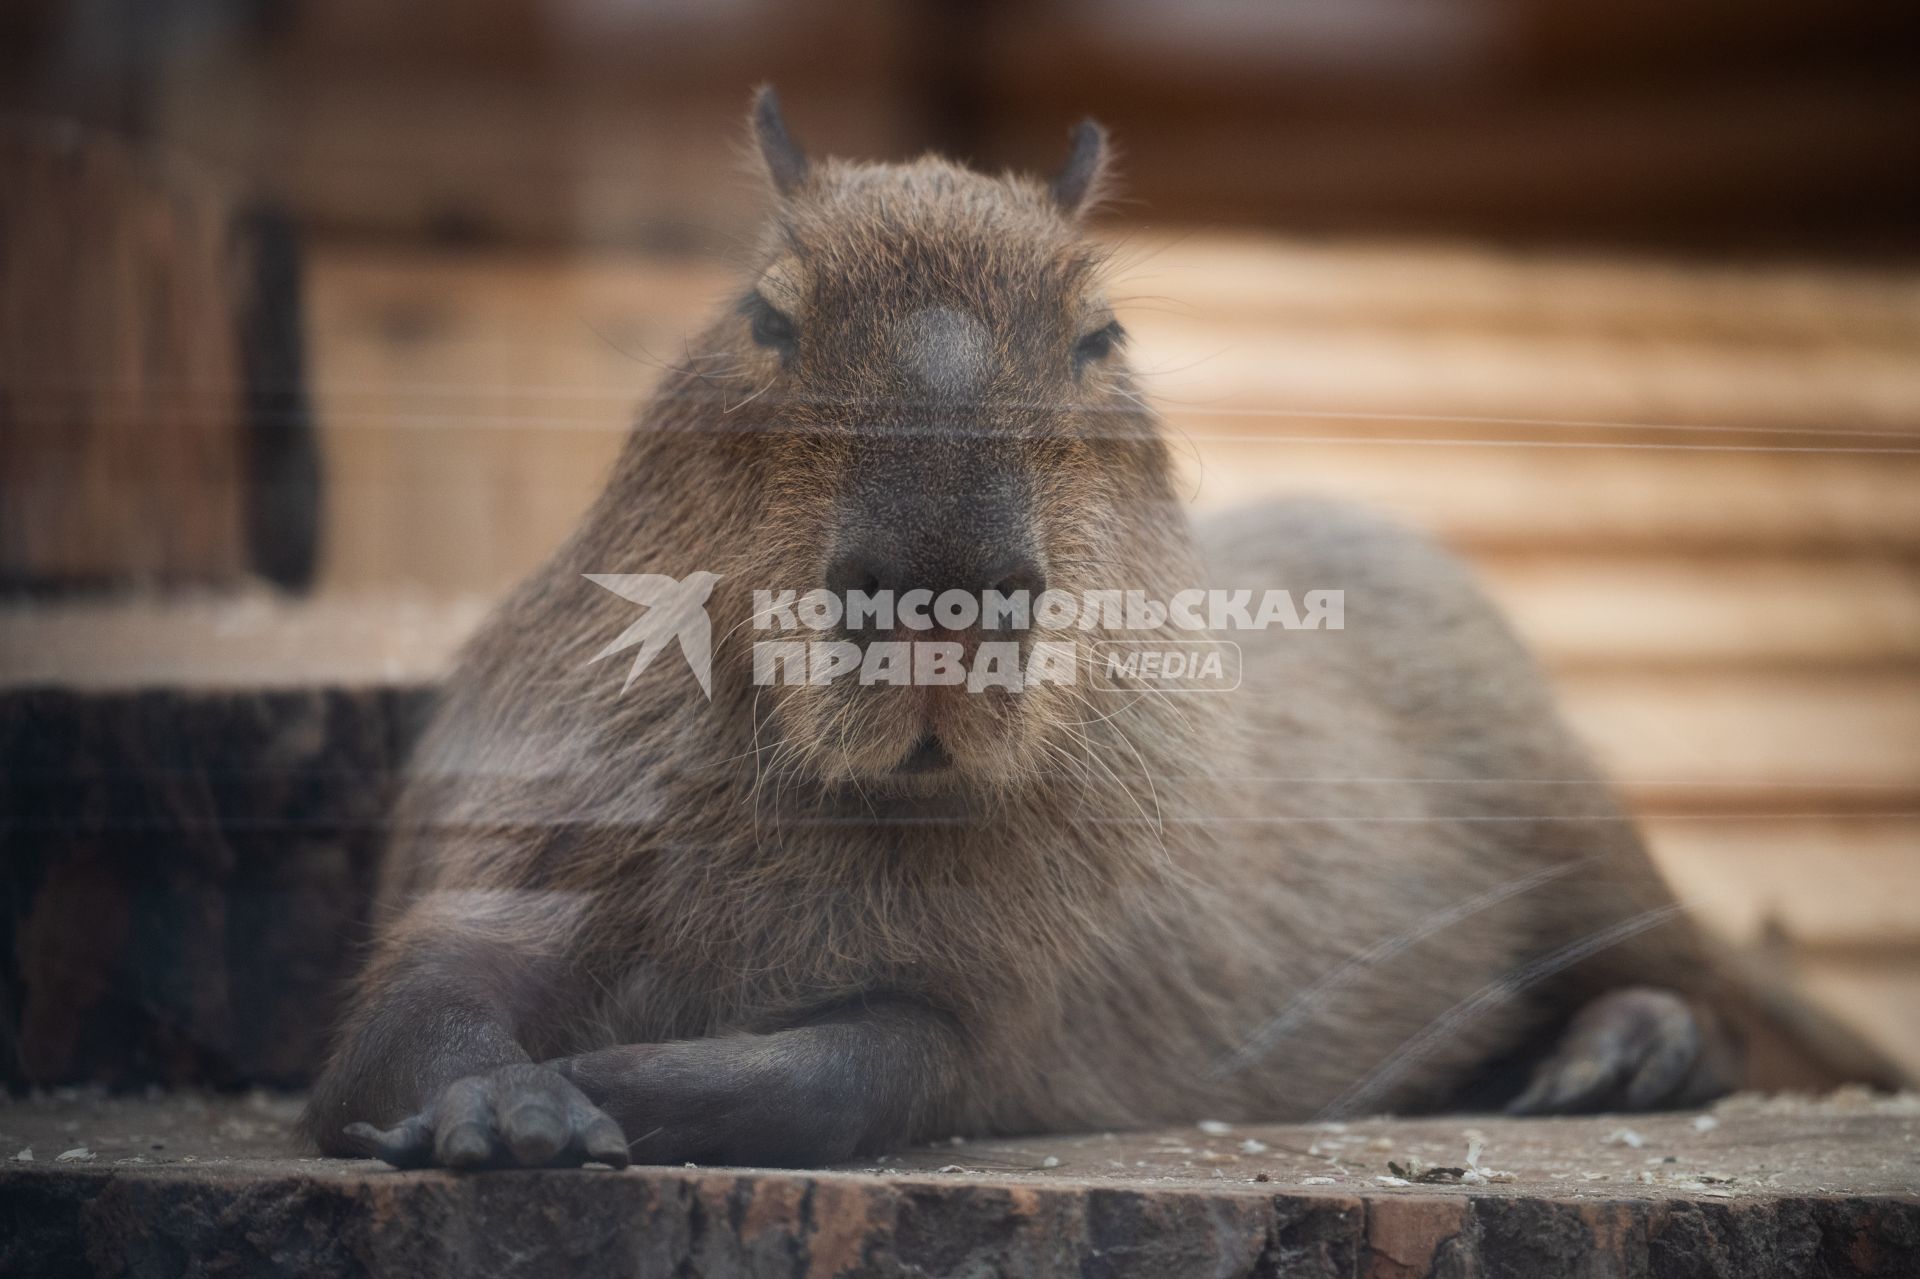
[5,0,1915,254]
[2,0,1916,1075]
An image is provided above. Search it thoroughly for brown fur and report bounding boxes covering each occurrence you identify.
[305,92,1764,1167]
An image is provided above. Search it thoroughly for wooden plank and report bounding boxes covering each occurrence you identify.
[0,594,480,689]
[1179,441,1920,552]
[1559,670,1920,799]
[1110,234,1920,350]
[1129,312,1920,437]
[1794,948,1920,1089]
[1477,556,1920,668]
[1644,816,1920,947]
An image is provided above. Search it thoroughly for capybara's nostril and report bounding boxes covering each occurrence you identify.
[824,550,893,603]
[988,558,1047,605]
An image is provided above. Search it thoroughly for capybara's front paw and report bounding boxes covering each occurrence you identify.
[343,1063,631,1170]
[1508,986,1738,1115]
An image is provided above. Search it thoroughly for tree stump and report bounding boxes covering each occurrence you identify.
[0,1090,1915,1277]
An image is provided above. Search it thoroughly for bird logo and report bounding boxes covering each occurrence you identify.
[583,571,722,697]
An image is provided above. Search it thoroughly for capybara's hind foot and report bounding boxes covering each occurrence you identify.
[1508,986,1739,1115]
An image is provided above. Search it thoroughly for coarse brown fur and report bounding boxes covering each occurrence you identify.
[304,91,1804,1169]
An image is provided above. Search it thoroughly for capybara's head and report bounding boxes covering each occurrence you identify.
[698,89,1186,797]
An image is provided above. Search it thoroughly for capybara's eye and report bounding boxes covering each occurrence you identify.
[742,292,798,359]
[1073,320,1125,374]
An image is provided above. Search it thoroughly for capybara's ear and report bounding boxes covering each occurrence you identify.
[750,85,809,196]
[1050,119,1112,215]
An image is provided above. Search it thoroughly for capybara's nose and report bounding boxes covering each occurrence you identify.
[824,545,1047,628]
